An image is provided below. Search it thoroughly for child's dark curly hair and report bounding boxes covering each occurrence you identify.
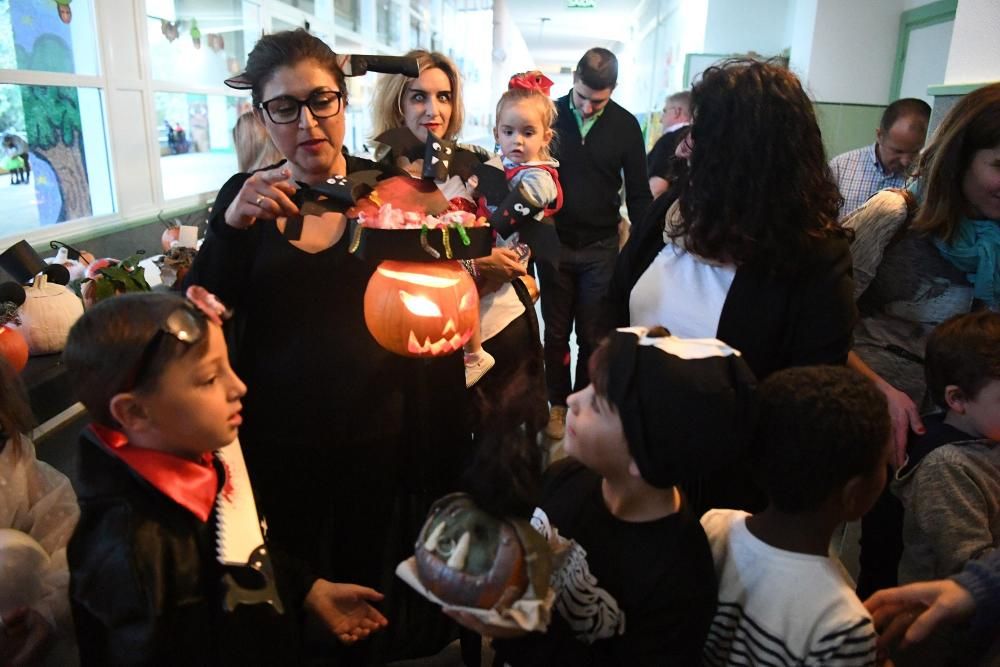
[752,366,889,512]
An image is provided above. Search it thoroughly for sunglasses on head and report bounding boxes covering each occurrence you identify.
[121,306,207,393]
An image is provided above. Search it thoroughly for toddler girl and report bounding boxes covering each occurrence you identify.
[464,71,562,387]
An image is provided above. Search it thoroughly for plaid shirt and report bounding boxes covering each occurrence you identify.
[829,143,905,220]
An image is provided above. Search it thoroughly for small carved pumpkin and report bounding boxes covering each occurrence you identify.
[16,274,84,355]
[414,493,548,609]
[364,260,478,357]
[0,326,28,372]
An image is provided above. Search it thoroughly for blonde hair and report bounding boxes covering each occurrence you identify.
[234,110,282,173]
[495,84,558,162]
[370,50,465,141]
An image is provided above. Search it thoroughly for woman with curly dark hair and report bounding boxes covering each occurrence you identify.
[608,59,857,510]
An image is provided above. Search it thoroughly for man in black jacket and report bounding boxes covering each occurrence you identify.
[541,47,652,441]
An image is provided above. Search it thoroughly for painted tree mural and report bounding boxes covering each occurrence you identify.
[11,0,91,223]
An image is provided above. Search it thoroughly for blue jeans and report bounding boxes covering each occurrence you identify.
[537,235,618,406]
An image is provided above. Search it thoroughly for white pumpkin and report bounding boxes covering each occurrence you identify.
[15,273,84,354]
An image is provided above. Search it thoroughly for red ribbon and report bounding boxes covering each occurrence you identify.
[508,71,554,97]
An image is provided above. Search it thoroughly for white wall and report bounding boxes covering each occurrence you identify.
[703,0,791,57]
[794,0,902,104]
[943,0,1000,85]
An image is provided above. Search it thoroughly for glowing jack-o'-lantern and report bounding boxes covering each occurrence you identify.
[364,260,478,357]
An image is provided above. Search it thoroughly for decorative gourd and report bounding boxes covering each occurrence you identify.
[413,493,551,609]
[0,326,29,372]
[81,256,152,308]
[364,260,478,357]
[16,273,84,354]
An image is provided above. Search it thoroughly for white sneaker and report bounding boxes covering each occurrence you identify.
[464,350,495,388]
[544,405,567,441]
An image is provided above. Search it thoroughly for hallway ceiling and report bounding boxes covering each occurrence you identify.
[503,0,642,74]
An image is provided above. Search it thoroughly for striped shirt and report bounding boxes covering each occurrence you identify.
[701,510,877,667]
[829,143,905,220]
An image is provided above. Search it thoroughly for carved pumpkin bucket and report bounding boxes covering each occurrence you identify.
[413,493,552,610]
[364,260,478,358]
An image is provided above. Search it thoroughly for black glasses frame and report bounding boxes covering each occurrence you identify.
[258,90,344,124]
[121,307,205,393]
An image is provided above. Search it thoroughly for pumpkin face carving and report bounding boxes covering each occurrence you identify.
[414,493,533,609]
[364,260,478,357]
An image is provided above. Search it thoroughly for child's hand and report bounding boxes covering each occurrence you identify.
[443,609,529,639]
[304,580,388,645]
[0,607,53,666]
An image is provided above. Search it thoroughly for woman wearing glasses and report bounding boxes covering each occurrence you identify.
[186,30,468,665]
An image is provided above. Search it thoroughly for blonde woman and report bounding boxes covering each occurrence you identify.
[232,110,282,173]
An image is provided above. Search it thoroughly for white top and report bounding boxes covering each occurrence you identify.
[700,509,877,667]
[0,435,80,665]
[628,241,736,338]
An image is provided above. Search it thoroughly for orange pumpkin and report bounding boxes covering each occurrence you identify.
[364,260,478,357]
[0,326,29,372]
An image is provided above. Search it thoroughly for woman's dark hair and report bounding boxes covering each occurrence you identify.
[925,310,1000,409]
[64,293,210,427]
[0,355,35,453]
[241,29,348,108]
[913,83,1000,240]
[674,59,844,272]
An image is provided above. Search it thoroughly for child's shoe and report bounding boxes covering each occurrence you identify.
[544,405,567,440]
[464,350,495,388]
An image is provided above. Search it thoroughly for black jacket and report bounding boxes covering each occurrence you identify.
[552,94,652,248]
[69,430,301,666]
[607,191,857,380]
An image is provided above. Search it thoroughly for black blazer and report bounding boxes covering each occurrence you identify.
[607,192,857,380]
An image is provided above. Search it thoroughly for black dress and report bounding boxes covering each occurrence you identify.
[185,156,470,664]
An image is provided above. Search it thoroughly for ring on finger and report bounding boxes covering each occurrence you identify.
[255,195,263,208]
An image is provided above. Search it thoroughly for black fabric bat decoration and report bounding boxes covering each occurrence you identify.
[422,131,456,181]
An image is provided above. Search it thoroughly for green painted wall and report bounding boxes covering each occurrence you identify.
[815,102,885,161]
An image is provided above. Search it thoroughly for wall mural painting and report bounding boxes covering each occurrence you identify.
[11,0,91,224]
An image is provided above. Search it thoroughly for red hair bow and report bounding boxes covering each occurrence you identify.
[508,71,554,97]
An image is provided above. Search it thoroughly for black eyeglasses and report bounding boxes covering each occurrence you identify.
[122,307,205,392]
[258,90,344,124]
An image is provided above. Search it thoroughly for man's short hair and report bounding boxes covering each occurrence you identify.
[666,91,691,114]
[575,47,618,91]
[880,97,931,133]
[752,366,890,513]
[925,310,1000,409]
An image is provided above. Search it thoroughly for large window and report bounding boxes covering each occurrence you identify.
[155,92,244,200]
[0,1,114,238]
[0,0,469,242]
